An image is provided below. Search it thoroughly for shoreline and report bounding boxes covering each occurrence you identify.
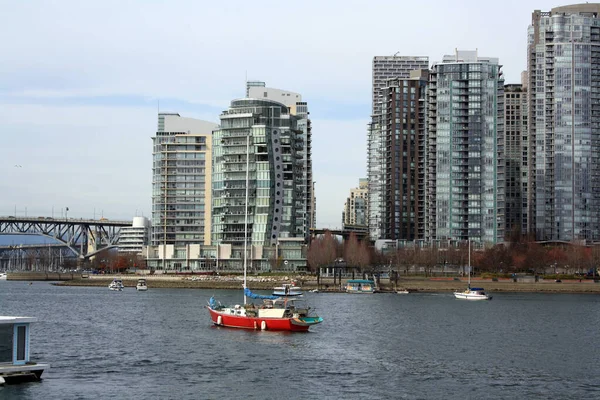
[47,275,600,294]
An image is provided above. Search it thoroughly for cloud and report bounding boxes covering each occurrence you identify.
[0,0,542,228]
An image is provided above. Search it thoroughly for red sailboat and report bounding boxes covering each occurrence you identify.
[206,133,322,332]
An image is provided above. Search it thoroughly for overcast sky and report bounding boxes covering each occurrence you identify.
[0,0,562,229]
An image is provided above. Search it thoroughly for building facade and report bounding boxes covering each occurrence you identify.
[381,70,429,240]
[151,113,217,247]
[504,83,529,236]
[368,56,429,240]
[528,4,600,241]
[118,217,150,254]
[372,56,430,115]
[247,82,315,236]
[427,50,505,244]
[212,98,308,248]
[342,178,368,228]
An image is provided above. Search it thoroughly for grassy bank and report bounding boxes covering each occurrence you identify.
[52,275,600,293]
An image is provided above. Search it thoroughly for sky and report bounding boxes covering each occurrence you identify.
[0,0,564,229]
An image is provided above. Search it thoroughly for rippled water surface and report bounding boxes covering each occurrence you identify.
[1,281,599,399]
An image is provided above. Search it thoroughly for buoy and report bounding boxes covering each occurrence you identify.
[217,315,222,326]
[261,321,267,331]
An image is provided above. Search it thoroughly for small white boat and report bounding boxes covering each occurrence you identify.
[273,282,303,297]
[108,278,124,291]
[454,240,491,301]
[397,290,410,294]
[454,287,492,300]
[0,272,7,280]
[0,316,49,384]
[309,289,319,293]
[136,278,148,291]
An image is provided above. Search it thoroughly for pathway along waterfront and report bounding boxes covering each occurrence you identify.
[1,280,599,399]
[41,274,600,293]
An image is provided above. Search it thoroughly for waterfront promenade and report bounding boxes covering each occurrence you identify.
[12,273,597,293]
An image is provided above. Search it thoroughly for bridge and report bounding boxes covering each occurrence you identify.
[309,226,370,242]
[0,216,131,260]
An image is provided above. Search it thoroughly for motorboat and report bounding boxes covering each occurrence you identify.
[0,316,49,384]
[0,272,7,280]
[397,289,410,294]
[108,278,124,291]
[272,282,303,297]
[136,278,148,291]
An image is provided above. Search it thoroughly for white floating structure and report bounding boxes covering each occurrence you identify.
[0,316,49,384]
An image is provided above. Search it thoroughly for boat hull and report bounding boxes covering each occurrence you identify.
[272,291,303,296]
[207,307,321,332]
[453,292,491,300]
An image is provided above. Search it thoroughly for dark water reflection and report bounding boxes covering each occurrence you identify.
[1,281,599,399]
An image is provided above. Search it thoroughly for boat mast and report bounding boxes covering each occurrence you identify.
[243,132,250,305]
[468,239,471,288]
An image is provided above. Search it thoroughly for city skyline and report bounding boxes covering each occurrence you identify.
[1,0,551,229]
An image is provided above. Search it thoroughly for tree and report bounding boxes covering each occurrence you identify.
[343,232,360,267]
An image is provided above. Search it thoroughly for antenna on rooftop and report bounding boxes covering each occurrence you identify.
[393,51,400,56]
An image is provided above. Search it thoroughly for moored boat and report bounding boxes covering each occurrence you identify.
[346,279,375,294]
[207,291,322,332]
[0,316,49,384]
[272,282,303,297]
[397,289,410,294]
[453,240,491,301]
[454,287,491,300]
[0,272,7,280]
[136,278,148,291]
[206,133,322,332]
[108,278,124,291]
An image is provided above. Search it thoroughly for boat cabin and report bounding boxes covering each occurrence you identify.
[0,316,48,384]
[346,279,375,294]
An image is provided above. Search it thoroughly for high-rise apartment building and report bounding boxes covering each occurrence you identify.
[381,70,429,240]
[372,56,430,116]
[247,82,315,235]
[427,50,505,244]
[151,113,218,247]
[212,96,308,247]
[504,83,529,236]
[342,178,368,228]
[368,56,429,240]
[528,4,600,241]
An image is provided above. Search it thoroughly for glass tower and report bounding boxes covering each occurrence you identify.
[212,99,307,246]
[528,4,600,241]
[428,50,505,244]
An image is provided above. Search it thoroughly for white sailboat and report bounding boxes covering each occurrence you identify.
[454,240,492,300]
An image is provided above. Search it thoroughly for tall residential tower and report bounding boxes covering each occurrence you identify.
[151,113,217,248]
[427,50,505,244]
[212,95,308,247]
[528,4,600,241]
[368,55,429,240]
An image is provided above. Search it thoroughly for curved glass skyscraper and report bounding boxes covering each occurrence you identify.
[212,98,307,246]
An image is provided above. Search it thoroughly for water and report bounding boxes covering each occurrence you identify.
[1,281,599,399]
